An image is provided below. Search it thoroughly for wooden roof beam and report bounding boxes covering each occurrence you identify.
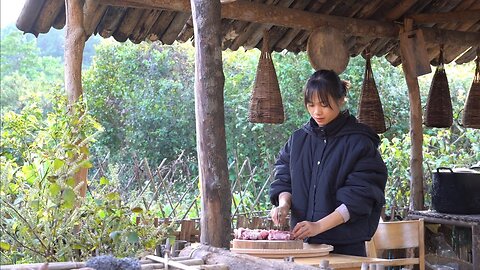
[98,0,480,47]
[100,0,398,37]
[408,10,480,24]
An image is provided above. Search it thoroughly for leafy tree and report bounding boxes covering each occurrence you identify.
[0,31,63,112]
[0,93,174,264]
[83,41,196,165]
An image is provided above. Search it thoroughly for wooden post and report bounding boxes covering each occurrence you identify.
[65,0,87,197]
[399,20,425,211]
[190,0,232,248]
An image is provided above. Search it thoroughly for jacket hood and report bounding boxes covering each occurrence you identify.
[302,110,381,146]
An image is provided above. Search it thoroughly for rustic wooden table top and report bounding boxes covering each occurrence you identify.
[274,253,390,270]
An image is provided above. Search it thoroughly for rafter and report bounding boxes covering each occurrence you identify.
[98,0,480,47]
[409,10,480,24]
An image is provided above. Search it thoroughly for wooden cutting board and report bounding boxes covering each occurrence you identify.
[232,239,303,250]
[231,243,333,258]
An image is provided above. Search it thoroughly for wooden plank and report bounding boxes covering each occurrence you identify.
[100,0,399,38]
[455,46,479,64]
[33,0,64,34]
[162,12,191,45]
[242,0,295,50]
[113,8,146,42]
[52,7,66,29]
[84,0,108,37]
[96,7,128,38]
[146,255,199,270]
[409,9,480,23]
[473,224,479,270]
[398,28,431,76]
[191,0,232,249]
[177,17,194,42]
[16,0,47,34]
[98,0,480,48]
[130,9,163,43]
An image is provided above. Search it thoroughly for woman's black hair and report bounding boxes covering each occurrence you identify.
[304,69,350,108]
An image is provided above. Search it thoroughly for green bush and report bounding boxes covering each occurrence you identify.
[0,93,174,264]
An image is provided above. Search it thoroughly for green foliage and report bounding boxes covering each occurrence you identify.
[83,41,196,166]
[0,31,64,112]
[0,93,174,264]
[380,127,479,210]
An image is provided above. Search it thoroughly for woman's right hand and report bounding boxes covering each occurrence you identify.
[270,205,289,226]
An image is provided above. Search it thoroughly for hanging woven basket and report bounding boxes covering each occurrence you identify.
[248,31,284,124]
[357,53,387,134]
[424,46,453,128]
[462,52,480,129]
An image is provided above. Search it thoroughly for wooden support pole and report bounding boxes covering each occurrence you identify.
[65,0,88,197]
[190,0,232,248]
[399,21,424,211]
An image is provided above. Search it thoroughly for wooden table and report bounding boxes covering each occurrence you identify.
[274,253,390,270]
[408,210,479,269]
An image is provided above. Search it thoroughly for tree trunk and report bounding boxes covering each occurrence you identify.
[399,24,425,211]
[65,0,87,197]
[180,245,320,270]
[190,0,232,248]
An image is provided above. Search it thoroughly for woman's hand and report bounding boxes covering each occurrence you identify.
[270,205,289,226]
[292,221,322,240]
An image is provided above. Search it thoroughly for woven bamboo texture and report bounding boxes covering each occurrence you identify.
[248,31,284,124]
[424,46,453,128]
[462,53,480,129]
[357,54,387,134]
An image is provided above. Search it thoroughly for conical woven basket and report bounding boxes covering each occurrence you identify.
[424,46,453,128]
[462,53,480,129]
[357,54,387,134]
[248,31,284,124]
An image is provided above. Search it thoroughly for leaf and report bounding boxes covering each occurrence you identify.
[80,160,93,169]
[131,207,143,213]
[80,146,90,155]
[109,231,121,241]
[49,183,61,196]
[106,192,120,201]
[126,231,139,243]
[0,241,11,251]
[62,188,76,209]
[30,200,40,210]
[66,177,75,187]
[21,165,37,184]
[53,158,65,171]
[99,176,109,185]
[97,209,106,219]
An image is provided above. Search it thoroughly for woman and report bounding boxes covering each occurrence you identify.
[269,69,387,256]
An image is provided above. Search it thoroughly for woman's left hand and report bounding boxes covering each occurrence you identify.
[292,221,322,240]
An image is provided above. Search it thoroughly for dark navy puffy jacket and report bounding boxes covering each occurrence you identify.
[270,110,387,245]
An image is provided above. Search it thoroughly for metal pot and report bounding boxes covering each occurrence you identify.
[431,167,480,215]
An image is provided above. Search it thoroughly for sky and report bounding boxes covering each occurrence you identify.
[1,0,26,29]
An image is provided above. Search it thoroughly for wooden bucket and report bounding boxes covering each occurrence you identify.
[357,53,387,134]
[248,31,284,124]
[462,52,480,129]
[307,26,349,74]
[424,46,453,128]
